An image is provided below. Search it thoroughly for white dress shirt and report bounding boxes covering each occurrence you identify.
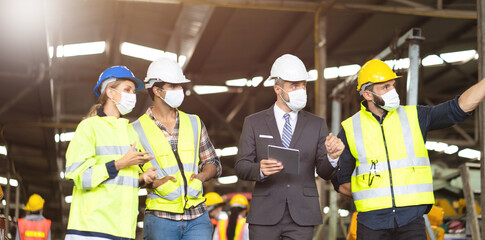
[260,105,338,179]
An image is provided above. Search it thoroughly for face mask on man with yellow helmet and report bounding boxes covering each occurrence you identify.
[357,59,402,112]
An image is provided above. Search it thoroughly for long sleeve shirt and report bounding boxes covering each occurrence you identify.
[333,96,471,230]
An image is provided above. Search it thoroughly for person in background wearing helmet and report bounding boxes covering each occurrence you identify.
[234,54,344,239]
[132,57,222,240]
[213,194,249,240]
[205,192,226,230]
[333,59,485,240]
[15,194,51,240]
[65,66,158,240]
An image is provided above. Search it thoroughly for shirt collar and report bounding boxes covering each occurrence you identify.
[273,103,298,122]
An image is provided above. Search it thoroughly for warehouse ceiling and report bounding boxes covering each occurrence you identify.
[0,0,480,237]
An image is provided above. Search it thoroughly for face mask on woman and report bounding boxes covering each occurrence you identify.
[110,88,137,115]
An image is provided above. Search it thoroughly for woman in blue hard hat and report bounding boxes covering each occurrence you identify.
[65,66,158,240]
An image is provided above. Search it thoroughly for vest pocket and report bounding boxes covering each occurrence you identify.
[187,178,202,198]
[155,178,180,197]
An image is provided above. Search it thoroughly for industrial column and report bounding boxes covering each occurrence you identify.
[477,0,485,238]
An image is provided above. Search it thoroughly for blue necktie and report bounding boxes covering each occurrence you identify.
[282,113,292,148]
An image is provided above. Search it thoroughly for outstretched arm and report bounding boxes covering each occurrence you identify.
[458,79,485,112]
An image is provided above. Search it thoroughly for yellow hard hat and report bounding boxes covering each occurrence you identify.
[24,194,44,211]
[229,194,249,209]
[356,59,401,91]
[205,192,224,207]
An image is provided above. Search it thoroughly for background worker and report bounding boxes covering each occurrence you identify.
[213,194,249,240]
[235,54,344,239]
[133,57,222,240]
[205,192,226,229]
[334,59,485,239]
[16,194,51,240]
[65,66,157,240]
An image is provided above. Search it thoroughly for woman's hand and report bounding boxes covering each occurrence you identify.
[116,142,154,170]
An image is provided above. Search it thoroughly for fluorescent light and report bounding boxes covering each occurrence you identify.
[137,222,144,228]
[251,76,263,87]
[65,195,73,203]
[193,85,229,95]
[440,50,476,63]
[56,41,106,58]
[55,132,75,143]
[0,177,17,187]
[458,148,481,160]
[221,146,238,156]
[338,64,361,77]
[226,78,248,87]
[338,209,350,217]
[444,145,459,155]
[9,179,18,187]
[60,171,65,179]
[324,67,339,79]
[121,42,164,61]
[217,175,238,184]
[48,46,54,58]
[308,69,318,81]
[0,146,6,155]
[434,142,448,152]
[138,188,147,196]
[263,79,275,87]
[422,55,444,66]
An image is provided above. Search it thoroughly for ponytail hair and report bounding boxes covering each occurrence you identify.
[226,207,245,240]
[85,81,122,118]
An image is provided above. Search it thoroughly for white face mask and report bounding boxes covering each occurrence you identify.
[159,89,185,108]
[371,89,400,111]
[279,87,307,112]
[110,89,137,115]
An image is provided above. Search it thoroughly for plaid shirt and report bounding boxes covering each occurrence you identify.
[145,108,222,220]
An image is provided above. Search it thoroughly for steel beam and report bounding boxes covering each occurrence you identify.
[477,0,485,236]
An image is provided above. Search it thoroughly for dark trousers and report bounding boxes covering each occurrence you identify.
[249,203,314,240]
[357,216,427,240]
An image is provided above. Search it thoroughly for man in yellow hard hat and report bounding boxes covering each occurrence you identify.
[205,192,225,229]
[333,59,485,239]
[214,194,249,240]
[16,194,51,240]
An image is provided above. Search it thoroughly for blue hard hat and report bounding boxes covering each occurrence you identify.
[93,66,144,97]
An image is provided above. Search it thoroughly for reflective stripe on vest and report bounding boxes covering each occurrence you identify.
[343,105,434,212]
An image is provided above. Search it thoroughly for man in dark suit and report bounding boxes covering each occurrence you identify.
[235,54,344,240]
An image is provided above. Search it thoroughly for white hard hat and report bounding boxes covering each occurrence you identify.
[267,54,310,82]
[145,57,190,88]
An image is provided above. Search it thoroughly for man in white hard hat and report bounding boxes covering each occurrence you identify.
[234,54,344,239]
[131,57,222,240]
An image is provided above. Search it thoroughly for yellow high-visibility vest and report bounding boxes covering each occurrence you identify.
[132,111,204,213]
[217,218,247,240]
[65,116,140,239]
[341,103,434,212]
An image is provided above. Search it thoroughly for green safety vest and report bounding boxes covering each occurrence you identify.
[341,104,435,212]
[131,111,205,213]
[65,116,140,239]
